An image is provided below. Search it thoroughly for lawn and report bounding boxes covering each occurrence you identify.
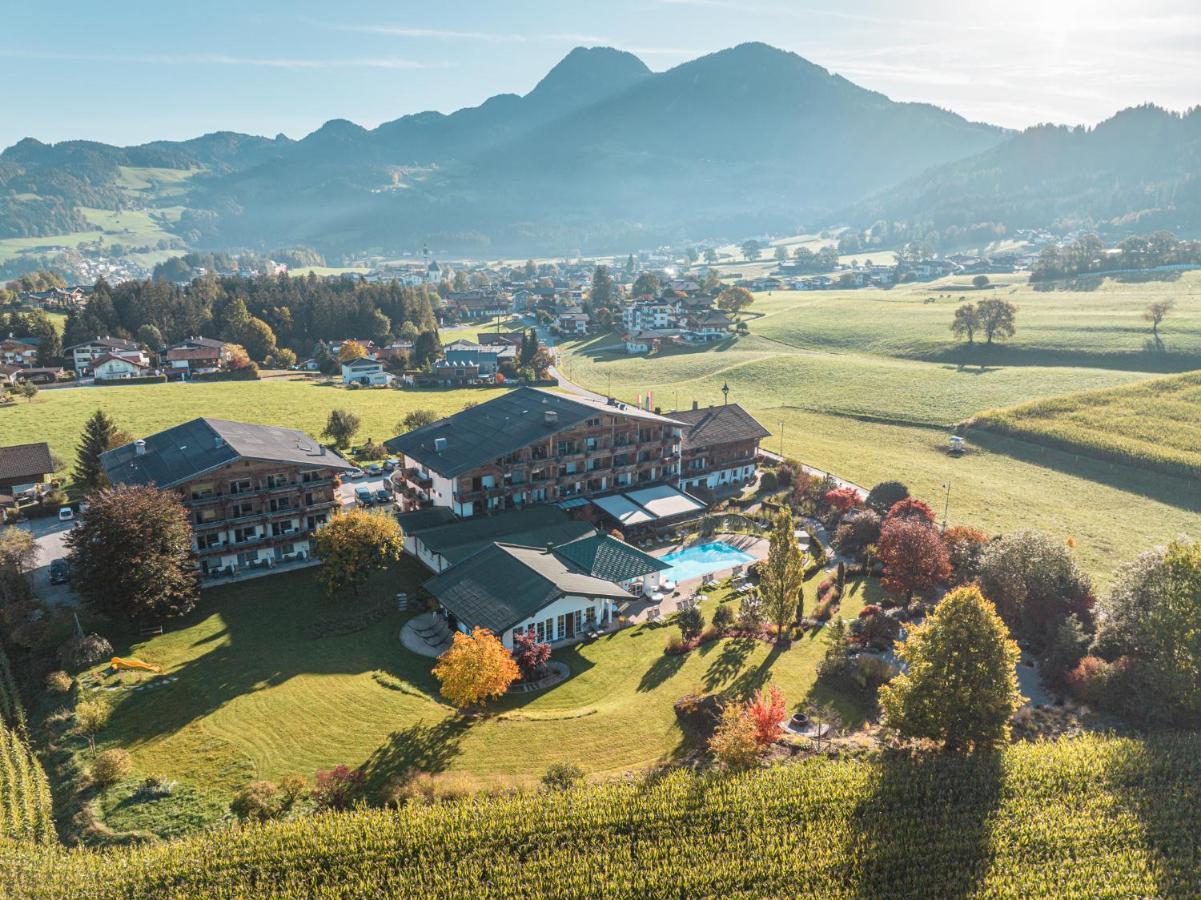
[85,561,866,837]
[0,379,508,475]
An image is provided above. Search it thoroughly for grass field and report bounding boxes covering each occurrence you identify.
[559,273,1201,580]
[83,561,865,837]
[970,371,1201,480]
[12,734,1201,897]
[0,379,508,475]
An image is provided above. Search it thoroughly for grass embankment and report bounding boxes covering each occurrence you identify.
[0,379,509,475]
[6,734,1201,897]
[970,371,1201,481]
[78,563,863,837]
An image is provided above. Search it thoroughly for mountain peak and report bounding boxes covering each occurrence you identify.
[526,46,650,108]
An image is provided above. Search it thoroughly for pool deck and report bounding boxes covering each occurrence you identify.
[622,533,768,624]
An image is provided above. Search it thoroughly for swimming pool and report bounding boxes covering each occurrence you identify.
[658,541,757,584]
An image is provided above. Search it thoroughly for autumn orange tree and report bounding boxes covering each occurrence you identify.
[745,684,787,746]
[708,703,760,770]
[432,627,519,709]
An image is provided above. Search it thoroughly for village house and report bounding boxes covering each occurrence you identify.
[0,337,38,368]
[64,337,148,376]
[557,311,590,334]
[164,337,232,377]
[385,387,709,521]
[0,442,54,506]
[430,359,480,386]
[101,418,353,580]
[680,310,733,343]
[92,354,156,381]
[668,402,771,494]
[341,356,394,386]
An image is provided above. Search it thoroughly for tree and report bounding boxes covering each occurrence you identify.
[91,748,133,787]
[745,684,786,747]
[589,265,614,308]
[224,343,252,371]
[432,626,520,708]
[396,408,438,433]
[774,246,788,262]
[267,347,297,369]
[312,765,364,811]
[231,780,285,822]
[976,298,1017,345]
[0,527,39,604]
[338,340,369,363]
[978,530,1093,647]
[512,630,551,681]
[677,605,704,641]
[703,248,719,265]
[18,381,37,403]
[880,585,1022,751]
[943,525,989,584]
[313,509,404,599]
[1144,300,1173,344]
[716,286,754,318]
[66,485,199,621]
[321,409,361,450]
[951,302,980,345]
[221,298,277,361]
[413,330,442,367]
[74,698,111,755]
[877,518,951,606]
[972,274,990,289]
[542,762,584,791]
[136,324,164,349]
[741,240,762,261]
[709,703,760,770]
[866,480,909,516]
[759,509,806,640]
[73,409,125,492]
[632,272,660,298]
[884,497,936,525]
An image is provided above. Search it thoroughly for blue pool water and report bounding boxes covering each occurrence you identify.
[658,541,756,584]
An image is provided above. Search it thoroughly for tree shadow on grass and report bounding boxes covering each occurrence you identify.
[358,716,472,792]
[637,651,685,693]
[725,641,785,700]
[702,637,756,692]
[844,749,1004,898]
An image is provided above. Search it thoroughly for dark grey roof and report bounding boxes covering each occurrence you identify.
[424,541,633,635]
[409,505,594,567]
[0,442,53,482]
[666,403,771,452]
[64,336,139,352]
[555,533,669,581]
[385,387,681,478]
[102,418,354,488]
[170,337,227,351]
[395,506,458,534]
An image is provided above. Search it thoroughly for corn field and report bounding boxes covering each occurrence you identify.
[971,371,1201,481]
[2,734,1201,897]
[0,645,54,846]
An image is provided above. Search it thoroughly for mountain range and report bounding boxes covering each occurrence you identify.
[1,42,1197,258]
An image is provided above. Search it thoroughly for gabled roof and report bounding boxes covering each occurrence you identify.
[170,337,227,352]
[424,541,633,635]
[666,403,771,451]
[385,387,682,478]
[555,533,668,581]
[406,505,593,567]
[0,443,53,482]
[102,418,354,488]
[93,353,151,370]
[342,357,383,369]
[64,336,139,352]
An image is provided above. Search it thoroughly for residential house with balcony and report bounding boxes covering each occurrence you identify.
[64,337,148,376]
[668,402,772,493]
[101,418,354,580]
[385,387,685,518]
[164,337,231,376]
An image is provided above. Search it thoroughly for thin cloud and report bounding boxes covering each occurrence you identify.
[0,48,431,69]
[331,23,608,44]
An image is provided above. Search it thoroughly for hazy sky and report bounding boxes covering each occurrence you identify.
[4,0,1198,148]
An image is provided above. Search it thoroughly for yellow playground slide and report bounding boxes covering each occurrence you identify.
[111,657,162,673]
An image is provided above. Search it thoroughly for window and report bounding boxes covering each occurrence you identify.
[190,482,216,500]
[536,621,545,642]
[265,472,289,489]
[198,532,223,549]
[229,478,253,495]
[556,614,565,641]
[573,610,583,633]
[269,497,293,513]
[196,508,220,524]
[231,501,255,518]
[585,607,596,626]
[234,526,258,544]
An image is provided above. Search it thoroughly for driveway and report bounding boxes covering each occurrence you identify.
[17,517,79,606]
[335,472,396,511]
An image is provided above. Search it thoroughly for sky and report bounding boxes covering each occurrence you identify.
[3,0,1199,148]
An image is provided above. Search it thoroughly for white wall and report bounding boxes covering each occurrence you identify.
[502,593,613,649]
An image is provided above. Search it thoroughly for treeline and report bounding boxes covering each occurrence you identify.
[63,274,441,362]
[151,247,327,283]
[1032,231,1201,281]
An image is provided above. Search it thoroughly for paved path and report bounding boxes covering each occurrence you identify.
[15,518,78,606]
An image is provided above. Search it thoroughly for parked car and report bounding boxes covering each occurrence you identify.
[57,506,74,521]
[383,458,399,472]
[364,463,383,476]
[354,486,374,505]
[49,559,69,584]
[374,488,392,504]
[346,468,365,480]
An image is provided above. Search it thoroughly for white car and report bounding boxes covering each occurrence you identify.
[346,468,365,480]
[58,506,74,521]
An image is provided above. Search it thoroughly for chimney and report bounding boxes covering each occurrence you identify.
[134,439,146,456]
[544,410,558,427]
[433,437,448,453]
[214,435,224,449]
[545,542,555,554]
[692,400,699,411]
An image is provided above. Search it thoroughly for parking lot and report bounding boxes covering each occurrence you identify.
[16,516,79,606]
[334,468,398,511]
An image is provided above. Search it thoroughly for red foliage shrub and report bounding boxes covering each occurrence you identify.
[312,765,365,811]
[745,685,787,747]
[859,604,882,619]
[1064,655,1108,705]
[513,630,552,681]
[877,518,951,604]
[885,497,936,524]
[824,487,862,513]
